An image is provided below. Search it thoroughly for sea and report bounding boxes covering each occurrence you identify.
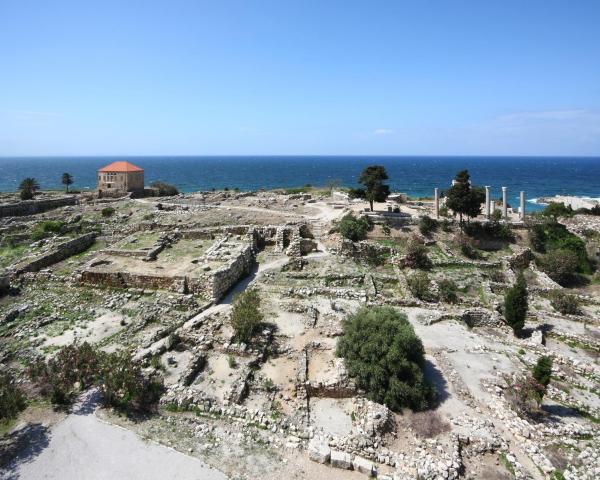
[1,156,599,211]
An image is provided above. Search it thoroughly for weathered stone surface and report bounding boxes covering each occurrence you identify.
[308,438,331,464]
[352,455,376,476]
[15,233,97,275]
[330,450,353,470]
[0,196,77,218]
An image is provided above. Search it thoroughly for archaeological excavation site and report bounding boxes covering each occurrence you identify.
[1,183,599,480]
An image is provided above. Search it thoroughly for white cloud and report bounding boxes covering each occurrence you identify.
[372,128,394,135]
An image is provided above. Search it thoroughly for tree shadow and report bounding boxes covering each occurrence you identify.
[0,423,51,480]
[542,403,585,421]
[72,388,101,416]
[423,359,450,407]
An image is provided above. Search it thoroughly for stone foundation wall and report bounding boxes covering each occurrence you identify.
[80,270,188,293]
[15,233,96,274]
[82,237,256,301]
[208,243,255,299]
[0,196,77,218]
[461,308,503,328]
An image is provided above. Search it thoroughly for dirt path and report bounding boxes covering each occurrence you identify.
[1,391,227,480]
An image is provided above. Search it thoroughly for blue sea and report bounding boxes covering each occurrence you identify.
[1,156,599,211]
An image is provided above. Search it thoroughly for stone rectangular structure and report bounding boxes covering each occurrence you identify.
[97,161,144,196]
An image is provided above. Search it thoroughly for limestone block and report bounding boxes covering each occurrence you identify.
[308,438,330,464]
[330,450,353,470]
[352,456,375,475]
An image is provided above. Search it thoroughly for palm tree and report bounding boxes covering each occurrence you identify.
[61,173,74,193]
[19,178,40,200]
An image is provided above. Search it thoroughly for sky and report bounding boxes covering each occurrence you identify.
[0,0,599,156]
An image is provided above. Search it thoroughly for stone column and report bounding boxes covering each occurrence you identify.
[434,188,439,219]
[520,191,525,220]
[485,186,491,219]
[502,187,508,219]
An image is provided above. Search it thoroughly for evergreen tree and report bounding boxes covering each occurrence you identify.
[61,173,74,192]
[445,170,485,228]
[532,356,553,389]
[337,306,433,411]
[349,165,390,211]
[504,273,528,335]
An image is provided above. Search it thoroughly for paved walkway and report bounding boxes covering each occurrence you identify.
[1,391,227,480]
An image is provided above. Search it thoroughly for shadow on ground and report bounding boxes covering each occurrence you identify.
[424,359,450,407]
[0,423,51,480]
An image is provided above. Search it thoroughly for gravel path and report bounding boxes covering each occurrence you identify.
[2,391,227,480]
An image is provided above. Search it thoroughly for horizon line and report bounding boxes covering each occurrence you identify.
[1,154,599,159]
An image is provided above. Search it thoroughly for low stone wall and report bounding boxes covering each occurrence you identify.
[0,196,77,218]
[206,243,254,300]
[80,270,188,293]
[461,308,503,328]
[15,233,96,274]
[82,238,256,301]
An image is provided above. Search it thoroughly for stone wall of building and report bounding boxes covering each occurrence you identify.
[0,196,77,218]
[206,243,255,300]
[15,233,96,275]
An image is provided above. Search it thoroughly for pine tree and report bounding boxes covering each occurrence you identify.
[504,273,528,335]
[445,170,485,229]
[532,356,553,388]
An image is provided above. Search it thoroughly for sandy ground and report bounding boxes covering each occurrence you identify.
[0,391,227,480]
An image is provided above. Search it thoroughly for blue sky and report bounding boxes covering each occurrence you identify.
[0,0,599,156]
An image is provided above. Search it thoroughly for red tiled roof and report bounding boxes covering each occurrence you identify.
[98,161,143,173]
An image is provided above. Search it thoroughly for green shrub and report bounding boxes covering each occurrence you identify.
[336,306,433,411]
[31,220,65,240]
[403,236,431,269]
[28,342,100,405]
[381,222,391,237]
[284,185,312,194]
[504,273,528,335]
[437,279,458,303]
[407,271,433,301]
[455,233,480,259]
[464,220,514,242]
[419,216,438,236]
[29,342,162,413]
[549,290,580,315]
[529,224,546,252]
[531,222,591,274]
[231,289,263,343]
[542,202,574,220]
[227,355,237,368]
[540,249,581,286]
[0,371,26,423]
[337,213,372,242]
[101,207,115,217]
[98,350,163,412]
[150,181,179,196]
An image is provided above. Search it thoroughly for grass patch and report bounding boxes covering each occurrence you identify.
[499,452,516,477]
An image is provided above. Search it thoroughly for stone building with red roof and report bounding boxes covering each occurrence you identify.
[97,161,144,196]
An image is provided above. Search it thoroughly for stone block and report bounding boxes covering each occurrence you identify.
[352,455,375,476]
[308,438,330,464]
[330,450,353,470]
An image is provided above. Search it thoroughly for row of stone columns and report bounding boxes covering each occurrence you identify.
[434,186,526,221]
